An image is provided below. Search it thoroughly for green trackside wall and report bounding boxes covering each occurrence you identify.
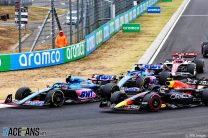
[0,54,10,71]
[63,41,86,63]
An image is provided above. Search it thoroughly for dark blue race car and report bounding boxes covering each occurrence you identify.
[100,64,163,97]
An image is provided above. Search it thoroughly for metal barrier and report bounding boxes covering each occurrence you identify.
[0,0,158,72]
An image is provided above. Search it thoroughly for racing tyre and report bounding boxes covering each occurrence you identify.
[142,93,162,112]
[202,44,208,57]
[202,88,208,106]
[100,83,119,99]
[187,64,196,76]
[159,71,171,85]
[110,91,128,104]
[45,90,65,107]
[136,77,150,89]
[15,87,32,100]
[194,58,204,73]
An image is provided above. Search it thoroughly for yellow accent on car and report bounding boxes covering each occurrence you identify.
[167,81,174,88]
[161,104,166,108]
[115,101,127,108]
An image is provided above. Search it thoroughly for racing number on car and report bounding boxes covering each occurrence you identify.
[80,91,93,98]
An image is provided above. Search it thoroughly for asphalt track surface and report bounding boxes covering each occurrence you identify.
[1,0,208,137]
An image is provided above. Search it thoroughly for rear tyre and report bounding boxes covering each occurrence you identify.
[187,64,196,76]
[100,83,119,99]
[45,90,65,107]
[159,71,171,85]
[135,77,149,89]
[110,91,128,104]
[194,58,204,73]
[202,44,208,57]
[202,88,208,106]
[15,87,32,100]
[142,93,162,112]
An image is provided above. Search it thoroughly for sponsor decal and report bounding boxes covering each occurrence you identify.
[142,102,148,105]
[103,23,110,42]
[79,91,93,98]
[98,75,113,80]
[123,87,140,91]
[86,32,96,55]
[170,93,192,99]
[96,28,103,47]
[147,6,161,14]
[110,20,115,36]
[114,16,120,32]
[119,14,124,28]
[132,7,137,19]
[64,41,86,62]
[19,51,60,66]
[141,64,163,69]
[137,5,140,16]
[10,49,63,70]
[124,12,129,24]
[3,127,46,137]
[126,105,140,109]
[24,101,45,106]
[190,80,208,85]
[129,10,133,21]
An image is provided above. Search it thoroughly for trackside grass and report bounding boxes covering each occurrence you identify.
[0,0,182,99]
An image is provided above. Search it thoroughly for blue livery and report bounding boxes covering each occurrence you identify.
[147,6,161,14]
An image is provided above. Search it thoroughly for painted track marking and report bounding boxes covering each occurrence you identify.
[182,14,208,17]
[149,0,191,64]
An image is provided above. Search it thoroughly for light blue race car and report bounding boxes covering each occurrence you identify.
[3,75,117,108]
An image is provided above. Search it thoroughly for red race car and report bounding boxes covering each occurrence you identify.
[159,52,204,84]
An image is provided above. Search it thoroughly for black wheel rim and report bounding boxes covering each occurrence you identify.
[152,99,160,108]
[53,93,64,106]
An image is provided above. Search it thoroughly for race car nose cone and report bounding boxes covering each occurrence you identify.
[115,101,127,108]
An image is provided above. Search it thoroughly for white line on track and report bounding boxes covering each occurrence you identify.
[0,100,16,109]
[182,15,208,17]
[148,0,191,64]
[0,104,13,109]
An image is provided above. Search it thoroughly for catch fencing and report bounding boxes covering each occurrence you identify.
[0,0,158,71]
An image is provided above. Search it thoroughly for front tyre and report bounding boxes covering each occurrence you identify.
[15,87,32,100]
[142,93,162,112]
[194,58,204,73]
[100,83,119,99]
[159,71,171,85]
[45,90,65,107]
[187,64,196,76]
[110,91,128,104]
[202,88,208,106]
[202,44,208,57]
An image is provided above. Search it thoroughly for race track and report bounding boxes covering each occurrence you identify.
[1,0,208,137]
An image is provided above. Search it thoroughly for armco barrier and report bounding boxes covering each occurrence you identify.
[85,0,158,56]
[0,0,158,72]
[10,49,64,70]
[63,41,86,63]
[0,54,10,72]
[96,27,103,48]
[86,32,96,55]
